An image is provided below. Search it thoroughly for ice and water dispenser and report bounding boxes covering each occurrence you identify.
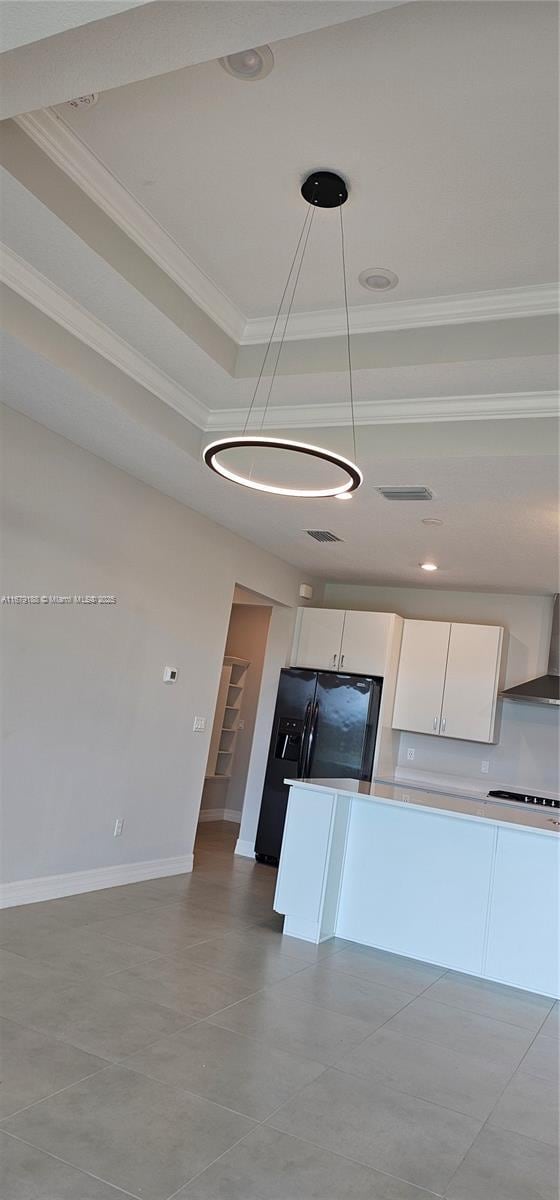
[274,717,304,762]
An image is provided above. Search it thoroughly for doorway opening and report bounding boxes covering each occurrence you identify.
[196,585,273,858]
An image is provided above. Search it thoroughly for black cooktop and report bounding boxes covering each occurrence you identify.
[488,789,559,810]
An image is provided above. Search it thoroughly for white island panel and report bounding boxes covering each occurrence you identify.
[274,779,559,997]
[336,799,496,974]
[484,827,560,998]
[274,787,335,925]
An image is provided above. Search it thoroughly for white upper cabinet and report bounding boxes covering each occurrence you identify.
[291,608,397,675]
[392,618,503,744]
[291,607,345,670]
[338,610,395,676]
[392,620,451,736]
[441,622,503,743]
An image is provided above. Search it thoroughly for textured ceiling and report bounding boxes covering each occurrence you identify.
[1,0,558,592]
[60,2,559,316]
[0,1,147,53]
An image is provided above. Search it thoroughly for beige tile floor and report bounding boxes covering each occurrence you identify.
[1,821,558,1199]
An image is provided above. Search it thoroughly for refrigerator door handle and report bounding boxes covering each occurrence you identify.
[297,701,313,777]
[304,700,320,777]
[359,680,383,781]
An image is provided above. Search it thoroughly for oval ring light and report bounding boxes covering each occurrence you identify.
[203,435,363,499]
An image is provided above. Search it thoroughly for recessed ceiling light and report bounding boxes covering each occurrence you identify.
[219,45,274,81]
[420,561,438,572]
[335,492,353,500]
[422,517,443,526]
[359,267,398,293]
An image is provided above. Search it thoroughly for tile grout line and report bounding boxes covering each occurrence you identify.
[328,961,555,1033]
[260,1072,449,1200]
[6,850,556,1199]
[441,1014,555,1195]
[160,1059,445,1200]
[0,1061,115,1123]
[0,1127,143,1199]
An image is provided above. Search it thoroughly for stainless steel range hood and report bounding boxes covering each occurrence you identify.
[500,594,559,706]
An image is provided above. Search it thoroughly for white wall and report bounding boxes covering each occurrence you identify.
[324,583,559,793]
[224,603,272,818]
[199,601,271,821]
[0,406,308,896]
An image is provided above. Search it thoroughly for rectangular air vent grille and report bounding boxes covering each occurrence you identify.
[376,486,433,501]
[305,530,343,543]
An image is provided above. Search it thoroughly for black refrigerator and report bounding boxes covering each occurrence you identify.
[255,668,383,865]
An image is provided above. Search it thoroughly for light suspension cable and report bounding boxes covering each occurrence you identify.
[204,170,362,499]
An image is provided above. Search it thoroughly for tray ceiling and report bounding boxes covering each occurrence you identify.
[57,2,559,318]
[1,0,558,590]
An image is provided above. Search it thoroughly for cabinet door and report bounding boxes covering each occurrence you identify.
[291,608,344,670]
[441,623,503,743]
[339,610,393,675]
[392,620,450,734]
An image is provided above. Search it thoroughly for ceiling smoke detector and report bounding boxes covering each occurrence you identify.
[359,268,398,292]
[219,45,274,81]
[66,94,98,110]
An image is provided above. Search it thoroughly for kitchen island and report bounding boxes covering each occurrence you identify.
[274,778,560,998]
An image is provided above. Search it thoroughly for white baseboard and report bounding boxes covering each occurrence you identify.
[198,808,241,824]
[235,838,255,858]
[0,853,194,909]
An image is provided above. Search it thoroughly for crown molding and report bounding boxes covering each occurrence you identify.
[1,244,208,429]
[204,391,559,431]
[3,245,557,437]
[14,108,246,343]
[14,109,559,351]
[241,284,560,344]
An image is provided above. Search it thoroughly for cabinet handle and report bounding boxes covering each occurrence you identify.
[433,716,438,731]
[441,716,446,733]
[332,652,337,668]
[340,653,345,668]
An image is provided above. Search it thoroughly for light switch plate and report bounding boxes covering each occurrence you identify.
[193,716,206,732]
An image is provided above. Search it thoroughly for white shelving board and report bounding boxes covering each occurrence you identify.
[205,656,250,780]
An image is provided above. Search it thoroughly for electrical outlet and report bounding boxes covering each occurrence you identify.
[113,818,124,837]
[406,748,415,761]
[193,716,207,733]
[481,760,490,774]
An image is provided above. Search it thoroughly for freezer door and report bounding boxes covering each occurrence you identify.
[255,669,317,862]
[307,673,382,781]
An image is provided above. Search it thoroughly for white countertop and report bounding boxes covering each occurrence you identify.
[286,777,560,835]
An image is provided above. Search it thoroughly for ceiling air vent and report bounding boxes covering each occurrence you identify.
[305,530,343,543]
[376,486,433,501]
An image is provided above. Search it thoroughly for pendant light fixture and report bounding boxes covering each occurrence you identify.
[204,171,362,499]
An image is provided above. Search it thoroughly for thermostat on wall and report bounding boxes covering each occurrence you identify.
[163,667,178,683]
